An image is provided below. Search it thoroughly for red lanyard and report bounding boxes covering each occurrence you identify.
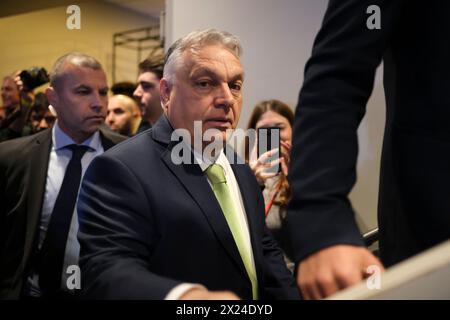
[265,184,282,217]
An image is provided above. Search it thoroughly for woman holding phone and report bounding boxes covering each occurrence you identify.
[247,99,295,271]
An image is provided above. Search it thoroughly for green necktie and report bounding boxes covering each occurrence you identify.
[206,164,258,300]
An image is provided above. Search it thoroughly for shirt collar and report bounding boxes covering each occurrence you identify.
[52,121,101,152]
[192,146,229,173]
[170,129,229,172]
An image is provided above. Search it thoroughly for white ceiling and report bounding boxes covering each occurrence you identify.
[104,0,164,18]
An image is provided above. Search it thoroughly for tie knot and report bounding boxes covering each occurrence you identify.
[206,164,226,185]
[67,144,90,160]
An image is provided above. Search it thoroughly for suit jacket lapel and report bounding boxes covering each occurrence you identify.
[161,149,249,278]
[99,126,127,150]
[23,130,52,265]
[153,116,249,278]
[23,128,122,268]
[100,134,115,151]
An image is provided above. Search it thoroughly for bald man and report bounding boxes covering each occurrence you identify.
[0,52,126,299]
[106,94,141,137]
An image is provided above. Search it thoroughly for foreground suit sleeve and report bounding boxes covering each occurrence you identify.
[286,0,405,262]
[77,155,180,299]
[260,223,299,299]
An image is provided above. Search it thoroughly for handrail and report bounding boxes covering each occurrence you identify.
[363,227,379,247]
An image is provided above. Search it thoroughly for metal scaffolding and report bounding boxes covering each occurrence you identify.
[112,25,163,84]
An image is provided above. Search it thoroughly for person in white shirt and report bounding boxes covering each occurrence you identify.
[0,52,125,299]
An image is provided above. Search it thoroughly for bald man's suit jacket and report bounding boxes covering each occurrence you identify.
[0,126,125,299]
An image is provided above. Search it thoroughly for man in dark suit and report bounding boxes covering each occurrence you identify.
[0,52,125,299]
[286,0,450,299]
[77,29,299,300]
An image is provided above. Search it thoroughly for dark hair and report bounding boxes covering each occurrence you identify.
[247,99,294,130]
[138,58,164,80]
[111,81,137,98]
[33,92,49,113]
[247,99,294,208]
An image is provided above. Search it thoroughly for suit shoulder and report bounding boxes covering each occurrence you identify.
[0,130,50,159]
[100,130,159,162]
[99,126,127,145]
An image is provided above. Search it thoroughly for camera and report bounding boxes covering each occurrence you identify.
[19,67,50,91]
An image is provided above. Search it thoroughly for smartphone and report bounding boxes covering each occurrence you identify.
[257,126,281,174]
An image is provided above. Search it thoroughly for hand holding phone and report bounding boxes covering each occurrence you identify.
[247,126,282,187]
[257,126,281,174]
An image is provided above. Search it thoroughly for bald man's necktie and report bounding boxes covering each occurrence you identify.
[39,144,89,296]
[205,164,258,299]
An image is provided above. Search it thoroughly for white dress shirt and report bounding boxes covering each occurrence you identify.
[166,146,256,299]
[24,122,104,297]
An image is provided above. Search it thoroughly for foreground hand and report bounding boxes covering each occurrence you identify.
[180,288,241,300]
[297,245,384,300]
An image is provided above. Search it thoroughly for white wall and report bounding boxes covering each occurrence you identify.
[0,1,158,87]
[165,0,386,232]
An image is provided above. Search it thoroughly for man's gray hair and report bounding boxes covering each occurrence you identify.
[163,29,242,84]
[50,52,103,88]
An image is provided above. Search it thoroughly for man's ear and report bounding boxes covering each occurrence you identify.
[45,87,58,114]
[132,108,141,118]
[159,78,172,110]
